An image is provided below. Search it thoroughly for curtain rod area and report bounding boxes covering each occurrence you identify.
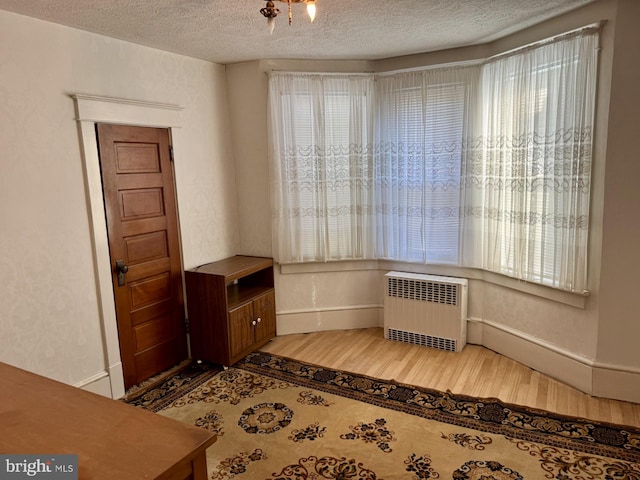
[269,22,604,79]
[487,21,604,62]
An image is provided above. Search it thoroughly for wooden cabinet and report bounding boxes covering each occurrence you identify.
[228,290,275,359]
[185,255,276,366]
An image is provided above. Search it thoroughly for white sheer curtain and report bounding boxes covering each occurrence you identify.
[267,28,598,292]
[268,73,376,263]
[374,66,481,265]
[477,30,598,291]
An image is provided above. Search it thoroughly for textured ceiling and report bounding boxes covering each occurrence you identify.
[0,0,596,65]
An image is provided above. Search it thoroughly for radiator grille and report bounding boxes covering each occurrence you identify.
[387,277,458,305]
[387,328,457,352]
[384,272,468,353]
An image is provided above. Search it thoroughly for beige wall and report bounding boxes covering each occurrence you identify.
[594,0,640,395]
[227,0,640,402]
[1,0,637,402]
[226,61,271,258]
[227,58,375,258]
[0,11,239,389]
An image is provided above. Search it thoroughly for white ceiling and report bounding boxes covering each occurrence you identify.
[0,0,596,65]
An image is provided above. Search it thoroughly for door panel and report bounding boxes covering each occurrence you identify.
[97,124,187,389]
[129,273,171,310]
[120,189,165,219]
[254,290,276,345]
[115,144,161,172]
[125,232,168,264]
[134,314,175,351]
[228,303,254,359]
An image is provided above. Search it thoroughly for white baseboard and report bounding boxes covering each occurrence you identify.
[470,318,640,402]
[73,362,125,399]
[74,371,112,397]
[108,362,126,399]
[424,316,595,395]
[592,362,640,404]
[87,308,640,403]
[277,309,640,402]
[278,306,640,402]
[478,319,593,394]
[277,305,383,335]
[467,317,484,345]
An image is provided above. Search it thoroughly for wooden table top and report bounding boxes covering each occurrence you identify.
[0,362,216,479]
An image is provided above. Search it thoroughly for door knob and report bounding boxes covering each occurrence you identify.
[115,259,129,286]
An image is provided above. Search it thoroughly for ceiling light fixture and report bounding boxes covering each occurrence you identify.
[260,0,317,34]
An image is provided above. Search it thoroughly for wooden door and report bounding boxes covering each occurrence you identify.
[97,124,187,389]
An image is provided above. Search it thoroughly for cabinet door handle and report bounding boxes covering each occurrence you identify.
[257,317,262,323]
[252,320,257,326]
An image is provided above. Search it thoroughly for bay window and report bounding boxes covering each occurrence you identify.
[268,27,598,292]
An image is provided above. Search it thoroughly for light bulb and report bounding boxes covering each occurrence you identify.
[268,16,275,34]
[306,2,316,22]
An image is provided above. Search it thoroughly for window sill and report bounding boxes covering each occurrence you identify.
[279,260,380,275]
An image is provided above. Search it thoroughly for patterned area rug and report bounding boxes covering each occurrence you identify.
[127,352,640,479]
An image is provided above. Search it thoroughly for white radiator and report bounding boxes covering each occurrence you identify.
[384,272,468,352]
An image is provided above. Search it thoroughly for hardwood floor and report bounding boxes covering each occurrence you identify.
[260,327,640,429]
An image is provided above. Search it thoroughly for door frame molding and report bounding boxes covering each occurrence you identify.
[72,94,183,399]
